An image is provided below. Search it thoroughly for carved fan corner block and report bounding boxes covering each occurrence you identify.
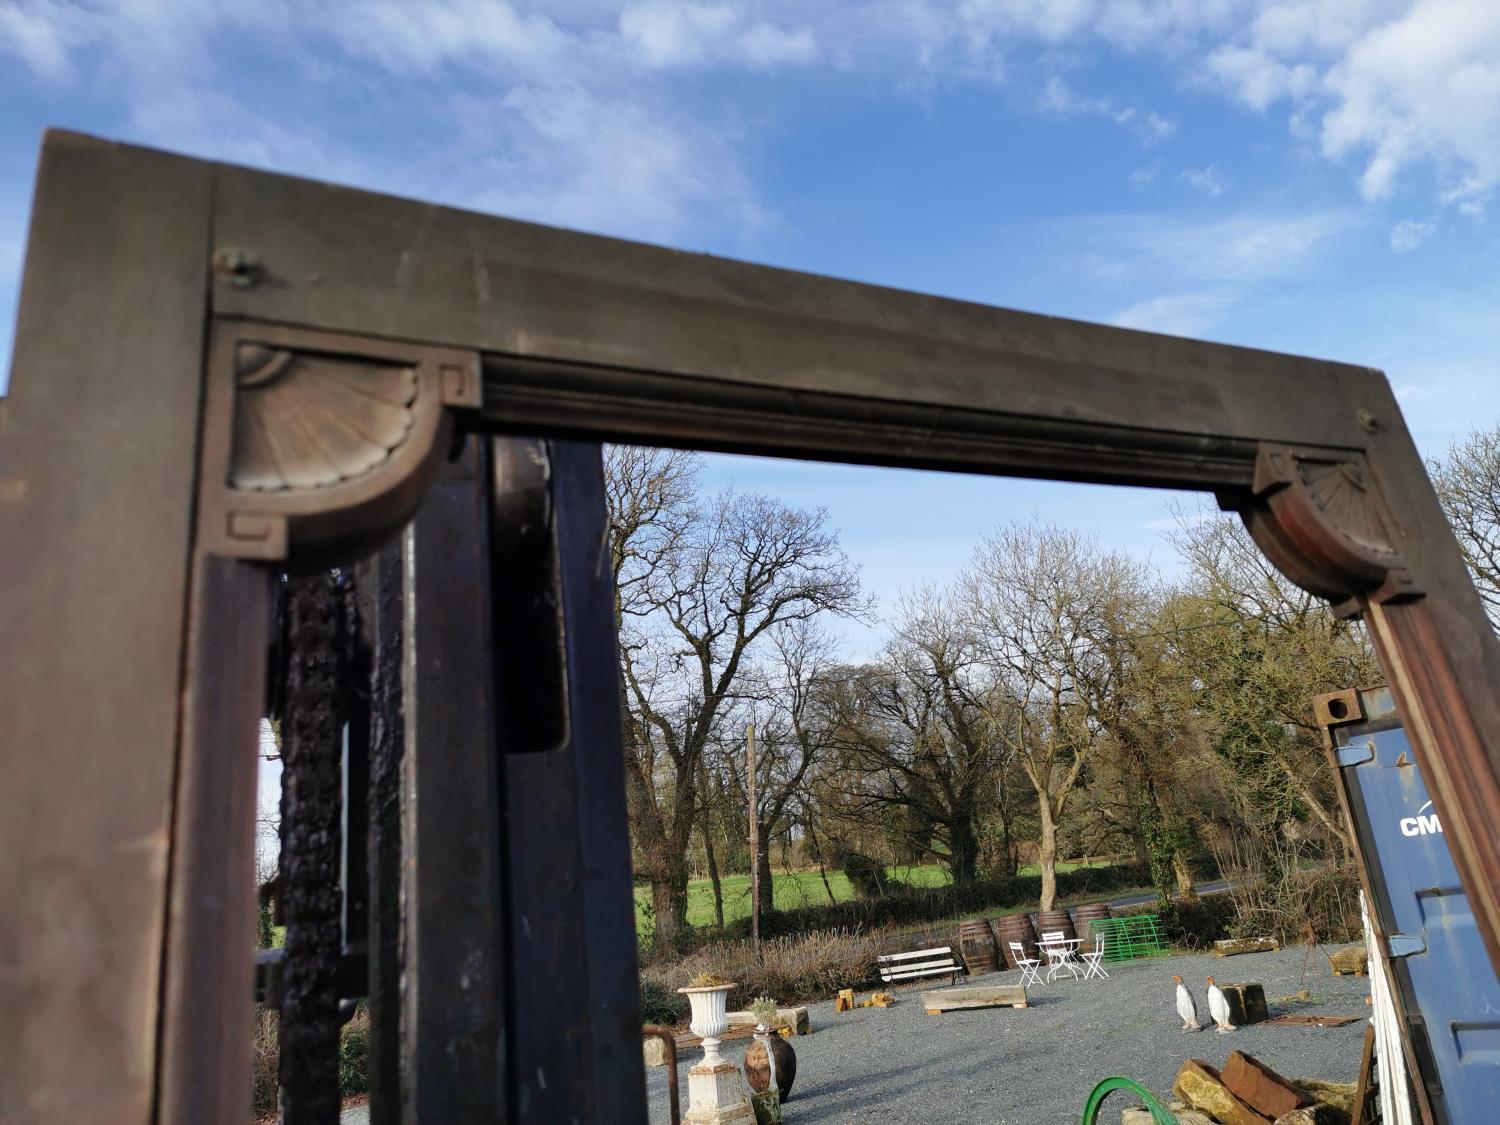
[230,343,419,493]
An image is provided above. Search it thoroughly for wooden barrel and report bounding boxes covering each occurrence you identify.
[1031,909,1075,943]
[1070,903,1113,944]
[990,913,1038,969]
[958,919,999,975]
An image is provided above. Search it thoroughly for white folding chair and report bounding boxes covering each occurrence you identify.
[1081,932,1109,980]
[1008,941,1043,988]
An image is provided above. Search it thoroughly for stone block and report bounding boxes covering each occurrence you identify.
[1329,946,1369,976]
[1222,1051,1307,1119]
[750,1088,782,1125]
[644,1035,671,1067]
[1222,982,1269,1025]
[1274,1107,1345,1125]
[1121,1107,1214,1124]
[684,1061,755,1125]
[1288,1079,1356,1116]
[921,983,1027,1013]
[727,1006,811,1035]
[1215,937,1279,956]
[1173,1059,1275,1125]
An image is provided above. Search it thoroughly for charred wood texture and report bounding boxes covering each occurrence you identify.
[278,572,346,1123]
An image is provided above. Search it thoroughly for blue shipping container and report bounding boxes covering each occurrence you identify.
[1326,686,1500,1124]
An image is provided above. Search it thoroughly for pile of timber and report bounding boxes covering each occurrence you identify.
[1122,1051,1356,1125]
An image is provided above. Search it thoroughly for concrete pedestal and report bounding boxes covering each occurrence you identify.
[683,1060,756,1125]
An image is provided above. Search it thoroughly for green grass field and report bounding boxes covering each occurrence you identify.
[633,860,1101,933]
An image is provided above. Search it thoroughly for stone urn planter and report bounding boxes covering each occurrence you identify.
[679,981,734,1063]
[677,981,754,1125]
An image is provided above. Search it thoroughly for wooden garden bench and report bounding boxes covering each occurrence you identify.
[877,945,963,987]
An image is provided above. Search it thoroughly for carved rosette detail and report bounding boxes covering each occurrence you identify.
[1235,443,1420,614]
[230,344,418,492]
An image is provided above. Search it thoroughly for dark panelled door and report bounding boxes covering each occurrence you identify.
[488,436,647,1122]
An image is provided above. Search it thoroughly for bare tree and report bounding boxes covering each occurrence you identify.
[832,589,1010,885]
[720,619,843,927]
[964,522,1148,911]
[1431,424,1500,626]
[606,448,868,946]
[1168,504,1376,854]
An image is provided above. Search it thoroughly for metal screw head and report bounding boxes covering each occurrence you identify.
[214,246,262,289]
[1356,409,1380,433]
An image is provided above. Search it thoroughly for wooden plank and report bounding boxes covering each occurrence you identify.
[884,963,959,976]
[1263,1014,1365,1028]
[883,954,959,968]
[361,542,404,1125]
[922,985,1028,1013]
[0,131,213,1124]
[879,946,954,961]
[492,438,646,1120]
[210,156,1378,459]
[403,440,507,1121]
[157,559,269,1125]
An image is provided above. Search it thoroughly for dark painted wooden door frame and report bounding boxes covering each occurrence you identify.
[4,131,1499,1122]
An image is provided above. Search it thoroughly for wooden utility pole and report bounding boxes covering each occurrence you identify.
[746,721,760,958]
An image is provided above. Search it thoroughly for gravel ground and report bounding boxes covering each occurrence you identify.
[643,945,1372,1125]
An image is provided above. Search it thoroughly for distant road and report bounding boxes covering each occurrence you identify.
[1107,879,1233,910]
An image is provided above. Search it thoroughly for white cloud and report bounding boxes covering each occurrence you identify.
[5,0,1500,232]
[1130,161,1160,188]
[1110,292,1235,337]
[455,82,768,238]
[1076,208,1357,284]
[1198,0,1500,210]
[618,1,816,69]
[1204,44,1317,111]
[1181,164,1230,196]
[0,0,786,244]
[325,0,569,74]
[1389,217,1435,252]
[1037,76,1176,144]
[0,0,83,80]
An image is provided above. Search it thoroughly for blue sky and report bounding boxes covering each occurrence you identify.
[4,0,1500,649]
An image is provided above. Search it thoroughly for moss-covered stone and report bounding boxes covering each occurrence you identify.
[1289,1078,1356,1117]
[1173,1059,1274,1125]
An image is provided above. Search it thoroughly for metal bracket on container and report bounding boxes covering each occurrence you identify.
[1387,933,1428,958]
[1336,742,1376,768]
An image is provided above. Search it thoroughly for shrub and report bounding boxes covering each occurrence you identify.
[641,928,882,1014]
[1156,895,1235,949]
[251,1007,278,1117]
[705,861,1152,945]
[249,1001,372,1115]
[338,1004,370,1097]
[1227,860,1362,945]
[841,853,890,899]
[639,979,689,1026]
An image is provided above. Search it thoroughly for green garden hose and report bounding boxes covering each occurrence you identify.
[1080,1075,1177,1125]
